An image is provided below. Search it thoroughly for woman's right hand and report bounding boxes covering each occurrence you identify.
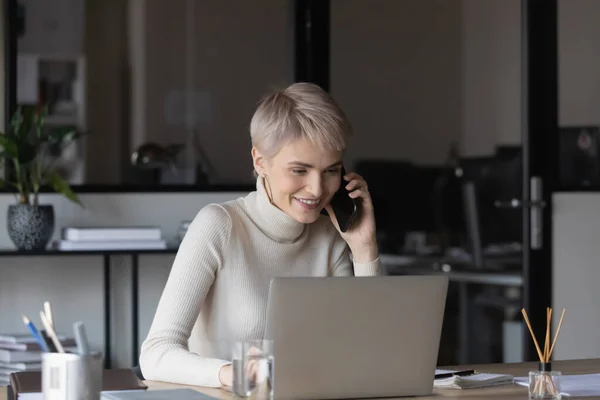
[219,364,233,388]
[219,346,263,389]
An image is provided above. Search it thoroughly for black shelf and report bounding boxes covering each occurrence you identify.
[554,186,600,193]
[0,248,178,256]
[0,184,255,194]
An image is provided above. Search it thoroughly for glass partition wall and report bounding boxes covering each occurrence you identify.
[6,0,295,188]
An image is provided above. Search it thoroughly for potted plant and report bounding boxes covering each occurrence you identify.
[0,106,82,250]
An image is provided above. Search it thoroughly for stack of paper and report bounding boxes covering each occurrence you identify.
[515,373,600,397]
[434,369,514,389]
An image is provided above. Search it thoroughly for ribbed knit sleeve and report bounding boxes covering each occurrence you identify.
[330,245,382,277]
[139,204,232,388]
[353,257,381,276]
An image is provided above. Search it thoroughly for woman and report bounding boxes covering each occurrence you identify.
[139,82,381,388]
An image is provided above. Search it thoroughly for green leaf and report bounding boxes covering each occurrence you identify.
[16,142,38,165]
[33,111,44,139]
[0,134,18,158]
[16,106,35,140]
[47,171,83,207]
[10,107,24,137]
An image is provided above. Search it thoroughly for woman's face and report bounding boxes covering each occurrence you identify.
[253,139,343,224]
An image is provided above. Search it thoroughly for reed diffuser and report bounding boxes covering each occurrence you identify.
[521,307,566,400]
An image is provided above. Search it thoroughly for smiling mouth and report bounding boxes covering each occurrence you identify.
[294,198,321,208]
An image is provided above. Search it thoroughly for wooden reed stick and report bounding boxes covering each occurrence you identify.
[532,307,550,395]
[521,308,544,361]
[544,307,552,362]
[548,308,566,360]
[534,373,542,394]
[545,308,558,396]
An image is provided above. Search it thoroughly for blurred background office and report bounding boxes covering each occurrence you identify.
[0,0,598,374]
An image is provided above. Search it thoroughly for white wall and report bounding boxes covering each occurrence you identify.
[552,193,600,360]
[17,0,84,56]
[558,0,600,127]
[551,0,600,360]
[460,0,600,151]
[461,0,522,156]
[330,0,524,164]
[330,0,523,164]
[331,0,463,166]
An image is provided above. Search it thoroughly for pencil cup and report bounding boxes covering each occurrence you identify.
[232,340,274,399]
[42,352,103,400]
[528,364,561,400]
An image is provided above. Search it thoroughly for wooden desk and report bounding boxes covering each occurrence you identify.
[144,359,600,400]
[2,359,600,400]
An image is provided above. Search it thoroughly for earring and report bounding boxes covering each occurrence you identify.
[263,174,275,205]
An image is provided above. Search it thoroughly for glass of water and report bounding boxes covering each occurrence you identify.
[232,339,274,399]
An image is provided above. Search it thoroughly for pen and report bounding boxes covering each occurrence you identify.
[41,301,58,351]
[44,301,54,327]
[40,329,58,352]
[40,311,65,353]
[22,315,50,353]
[434,369,476,380]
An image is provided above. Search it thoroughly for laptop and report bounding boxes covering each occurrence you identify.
[264,275,448,400]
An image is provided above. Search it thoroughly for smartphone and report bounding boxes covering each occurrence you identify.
[327,166,358,233]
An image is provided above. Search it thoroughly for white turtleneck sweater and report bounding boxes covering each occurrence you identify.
[139,177,380,388]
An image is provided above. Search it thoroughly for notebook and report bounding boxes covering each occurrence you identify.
[101,389,219,400]
[434,369,514,389]
[8,369,147,400]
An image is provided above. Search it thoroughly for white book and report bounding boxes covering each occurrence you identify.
[58,240,167,251]
[0,349,42,363]
[0,332,67,343]
[62,227,162,242]
[0,333,67,344]
[0,361,41,371]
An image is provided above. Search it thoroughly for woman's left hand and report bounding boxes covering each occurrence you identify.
[324,171,379,263]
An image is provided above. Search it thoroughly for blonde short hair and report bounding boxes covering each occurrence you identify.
[250,82,351,159]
